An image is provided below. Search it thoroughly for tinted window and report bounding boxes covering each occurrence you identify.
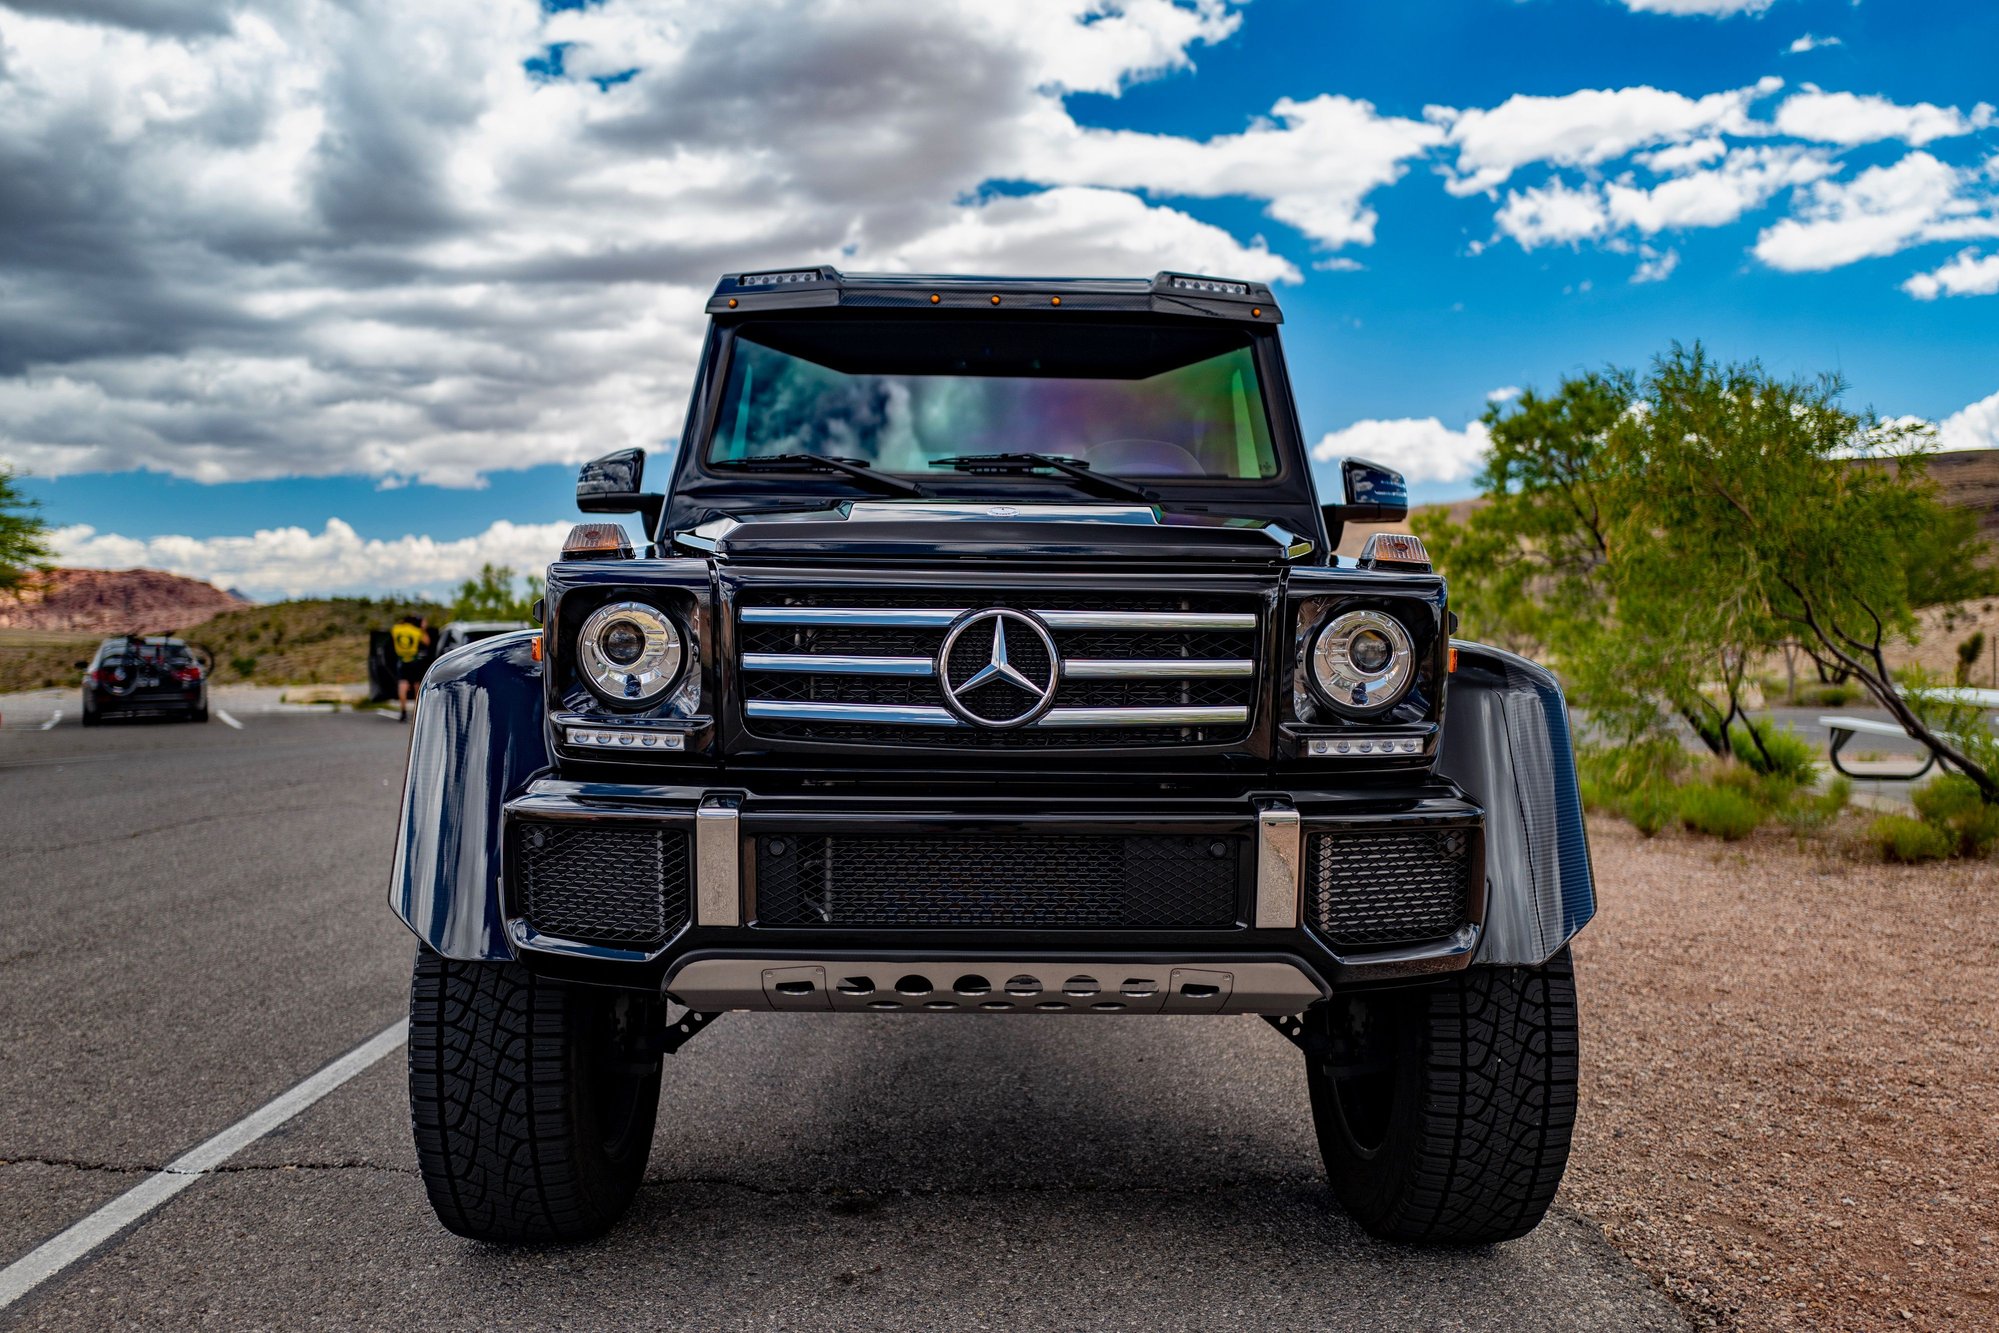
[708,318,1278,480]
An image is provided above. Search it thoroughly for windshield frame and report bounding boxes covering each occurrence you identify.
[702,314,1284,485]
[670,312,1317,531]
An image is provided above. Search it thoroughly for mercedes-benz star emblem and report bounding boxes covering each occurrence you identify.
[937,608,1060,729]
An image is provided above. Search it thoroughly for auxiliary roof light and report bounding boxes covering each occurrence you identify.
[737,268,824,286]
[1165,275,1250,296]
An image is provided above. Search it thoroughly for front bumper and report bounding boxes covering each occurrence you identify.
[500,779,1485,1010]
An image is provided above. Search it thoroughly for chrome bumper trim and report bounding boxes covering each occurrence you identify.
[694,794,741,927]
[1253,800,1302,929]
[664,956,1327,1015]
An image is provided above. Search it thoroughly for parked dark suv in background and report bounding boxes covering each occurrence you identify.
[79,635,209,725]
[391,268,1595,1251]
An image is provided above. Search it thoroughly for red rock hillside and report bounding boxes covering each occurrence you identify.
[0,567,247,633]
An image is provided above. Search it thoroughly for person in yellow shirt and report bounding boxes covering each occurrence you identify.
[391,615,431,722]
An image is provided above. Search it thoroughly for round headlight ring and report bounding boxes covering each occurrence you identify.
[578,601,683,708]
[1311,609,1416,715]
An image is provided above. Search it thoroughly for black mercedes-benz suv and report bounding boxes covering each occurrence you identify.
[390,268,1595,1248]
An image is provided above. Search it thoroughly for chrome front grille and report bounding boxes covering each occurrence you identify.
[737,590,1259,748]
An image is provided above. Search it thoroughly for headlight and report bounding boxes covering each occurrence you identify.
[577,601,683,707]
[1310,609,1415,714]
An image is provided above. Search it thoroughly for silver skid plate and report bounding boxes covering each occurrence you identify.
[664,958,1324,1015]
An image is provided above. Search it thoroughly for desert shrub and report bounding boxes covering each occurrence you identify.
[1779,777,1851,835]
[1729,721,1818,786]
[1868,813,1956,863]
[1794,682,1858,708]
[1623,784,1680,837]
[1911,773,1999,857]
[1675,781,1762,840]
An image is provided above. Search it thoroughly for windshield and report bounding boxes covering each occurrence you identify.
[707,318,1278,480]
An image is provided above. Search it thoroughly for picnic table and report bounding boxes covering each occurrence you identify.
[1819,686,1999,780]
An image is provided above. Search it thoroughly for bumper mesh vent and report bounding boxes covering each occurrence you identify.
[755,832,1241,929]
[513,822,691,948]
[1307,829,1472,948]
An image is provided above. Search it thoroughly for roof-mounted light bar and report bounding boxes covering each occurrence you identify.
[1160,274,1251,296]
[737,268,829,287]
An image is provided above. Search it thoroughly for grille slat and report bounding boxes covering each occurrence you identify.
[1306,829,1472,948]
[738,588,1259,749]
[513,822,691,948]
[755,832,1241,928]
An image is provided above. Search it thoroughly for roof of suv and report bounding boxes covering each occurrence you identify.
[706,267,1284,323]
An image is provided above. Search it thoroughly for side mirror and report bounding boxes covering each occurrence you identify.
[1321,457,1409,551]
[576,448,664,536]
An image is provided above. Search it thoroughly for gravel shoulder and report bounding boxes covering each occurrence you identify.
[1565,821,1999,1330]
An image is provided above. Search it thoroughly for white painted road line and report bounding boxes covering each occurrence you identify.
[39,709,61,731]
[0,1019,408,1312]
[214,708,244,730]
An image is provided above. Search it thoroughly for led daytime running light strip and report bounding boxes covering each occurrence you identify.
[1306,735,1426,758]
[567,726,685,751]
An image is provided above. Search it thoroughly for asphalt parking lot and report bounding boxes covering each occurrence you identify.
[0,696,1689,1330]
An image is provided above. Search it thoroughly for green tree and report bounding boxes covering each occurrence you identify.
[0,467,54,596]
[1416,372,1629,657]
[1620,344,1996,795]
[1426,342,1999,794]
[450,563,542,622]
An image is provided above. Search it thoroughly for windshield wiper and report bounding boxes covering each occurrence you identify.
[711,453,930,497]
[926,453,1158,503]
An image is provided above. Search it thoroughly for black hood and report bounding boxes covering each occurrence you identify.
[672,501,1315,565]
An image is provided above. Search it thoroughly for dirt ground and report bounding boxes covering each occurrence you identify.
[1563,821,1999,1330]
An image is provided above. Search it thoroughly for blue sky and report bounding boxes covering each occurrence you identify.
[2,0,1995,597]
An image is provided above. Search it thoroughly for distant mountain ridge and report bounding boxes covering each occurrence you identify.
[0,567,247,634]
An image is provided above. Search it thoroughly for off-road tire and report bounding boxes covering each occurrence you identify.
[80,705,100,727]
[408,949,661,1244]
[1306,949,1578,1246]
[190,706,208,724]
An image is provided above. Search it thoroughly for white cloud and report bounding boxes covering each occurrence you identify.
[1311,417,1491,486]
[0,0,1354,488]
[50,518,573,601]
[1025,93,1443,249]
[1618,0,1774,14]
[1486,385,1522,403]
[1773,89,1994,146]
[1753,152,1999,271]
[1786,33,1842,54]
[1605,145,1834,233]
[1631,247,1680,282]
[1937,389,1999,453]
[1495,180,1610,246]
[1904,249,1999,299]
[1435,80,1776,195]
